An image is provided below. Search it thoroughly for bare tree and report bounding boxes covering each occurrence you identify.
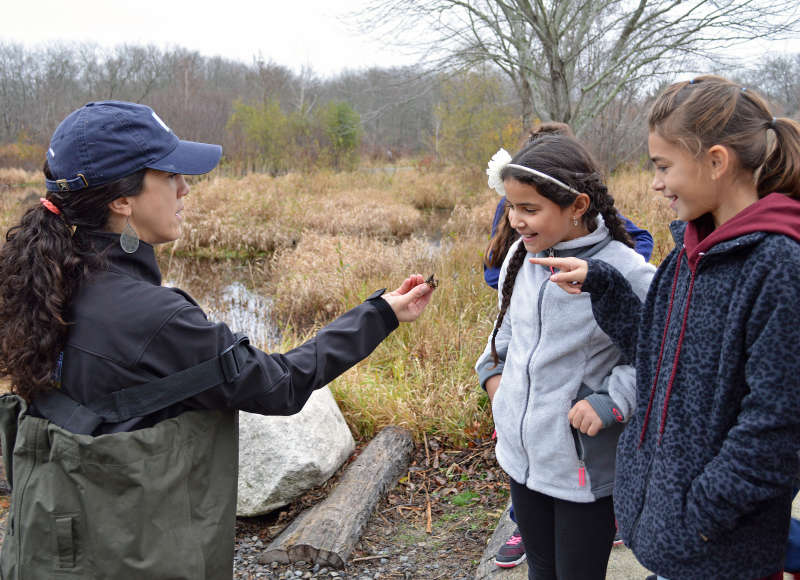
[359,0,800,133]
[740,53,800,118]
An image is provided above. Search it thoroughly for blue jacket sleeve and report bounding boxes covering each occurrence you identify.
[621,215,654,262]
[483,198,507,290]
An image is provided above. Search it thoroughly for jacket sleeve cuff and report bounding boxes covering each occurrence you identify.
[476,358,504,390]
[581,258,613,295]
[585,392,625,428]
[366,289,399,333]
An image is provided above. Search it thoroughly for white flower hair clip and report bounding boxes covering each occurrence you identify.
[486,148,512,196]
[486,147,582,197]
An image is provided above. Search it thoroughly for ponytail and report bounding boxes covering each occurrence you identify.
[0,204,87,401]
[758,117,800,199]
[650,75,800,200]
[0,162,145,401]
[490,241,527,366]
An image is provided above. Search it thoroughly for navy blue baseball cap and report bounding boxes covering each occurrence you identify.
[45,100,222,193]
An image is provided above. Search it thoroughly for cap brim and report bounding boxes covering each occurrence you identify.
[147,140,222,175]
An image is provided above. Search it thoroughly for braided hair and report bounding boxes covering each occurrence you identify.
[489,134,632,365]
[485,123,576,270]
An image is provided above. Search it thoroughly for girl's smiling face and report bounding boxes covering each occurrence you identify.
[649,131,718,223]
[504,178,586,254]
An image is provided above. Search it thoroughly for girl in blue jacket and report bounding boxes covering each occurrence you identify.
[475,134,655,580]
[534,75,800,580]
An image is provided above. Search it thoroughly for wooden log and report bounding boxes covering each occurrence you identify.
[261,425,414,569]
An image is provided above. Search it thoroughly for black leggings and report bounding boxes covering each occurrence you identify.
[509,479,615,580]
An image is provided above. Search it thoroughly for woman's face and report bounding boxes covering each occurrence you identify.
[128,169,189,245]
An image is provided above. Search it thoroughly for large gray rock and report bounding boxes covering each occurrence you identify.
[237,387,355,517]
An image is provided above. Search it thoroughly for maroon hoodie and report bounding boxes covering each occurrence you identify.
[683,192,800,271]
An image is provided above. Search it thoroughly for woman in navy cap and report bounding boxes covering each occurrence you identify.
[0,101,434,579]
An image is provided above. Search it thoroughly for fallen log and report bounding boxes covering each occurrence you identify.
[261,425,414,569]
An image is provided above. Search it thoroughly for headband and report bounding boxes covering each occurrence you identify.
[486,148,581,197]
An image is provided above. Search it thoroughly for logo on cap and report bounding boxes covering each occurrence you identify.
[151,112,171,133]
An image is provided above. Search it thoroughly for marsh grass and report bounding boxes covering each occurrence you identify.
[608,169,674,264]
[312,237,498,445]
[0,164,676,445]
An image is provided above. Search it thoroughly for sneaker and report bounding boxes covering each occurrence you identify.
[613,529,624,547]
[494,527,526,568]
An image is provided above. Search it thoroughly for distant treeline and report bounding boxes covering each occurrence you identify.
[1,42,798,173]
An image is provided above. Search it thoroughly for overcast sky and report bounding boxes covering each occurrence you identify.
[3,0,796,77]
[2,0,418,77]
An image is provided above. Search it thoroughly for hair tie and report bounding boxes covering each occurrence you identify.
[689,79,696,85]
[770,117,778,130]
[741,87,747,92]
[40,198,61,215]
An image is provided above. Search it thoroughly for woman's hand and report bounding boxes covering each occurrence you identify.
[568,400,603,436]
[381,274,435,322]
[528,257,588,295]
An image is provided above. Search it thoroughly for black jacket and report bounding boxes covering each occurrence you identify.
[32,230,398,435]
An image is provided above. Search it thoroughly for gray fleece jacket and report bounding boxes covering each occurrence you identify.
[476,219,654,502]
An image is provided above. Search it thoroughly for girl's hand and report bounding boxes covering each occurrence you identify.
[485,374,501,403]
[529,257,588,294]
[568,400,603,436]
[381,274,435,322]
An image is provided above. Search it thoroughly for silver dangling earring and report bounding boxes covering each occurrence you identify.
[120,218,140,254]
[572,216,579,227]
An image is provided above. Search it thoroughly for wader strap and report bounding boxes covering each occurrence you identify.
[34,334,249,434]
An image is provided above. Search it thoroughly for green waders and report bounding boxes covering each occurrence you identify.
[0,395,238,579]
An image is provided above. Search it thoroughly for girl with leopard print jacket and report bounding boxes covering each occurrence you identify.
[535,75,800,580]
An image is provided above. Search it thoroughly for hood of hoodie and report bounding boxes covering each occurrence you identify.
[682,193,800,271]
[642,193,800,448]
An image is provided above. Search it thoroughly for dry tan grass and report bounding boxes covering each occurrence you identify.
[270,233,438,327]
[442,193,499,239]
[608,169,674,263]
[0,175,41,234]
[0,162,679,444]
[326,236,498,445]
[389,165,486,210]
[0,168,41,186]
[300,189,425,239]
[171,174,301,258]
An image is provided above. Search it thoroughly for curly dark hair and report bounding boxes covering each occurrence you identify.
[0,162,145,401]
